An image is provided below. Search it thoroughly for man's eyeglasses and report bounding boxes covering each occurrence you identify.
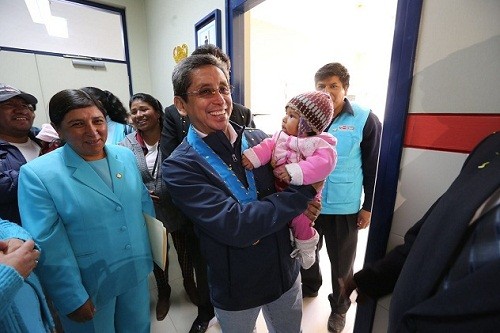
[185,86,234,98]
[0,102,35,112]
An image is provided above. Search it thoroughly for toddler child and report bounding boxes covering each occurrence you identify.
[242,91,337,269]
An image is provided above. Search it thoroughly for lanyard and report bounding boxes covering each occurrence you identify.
[187,125,257,204]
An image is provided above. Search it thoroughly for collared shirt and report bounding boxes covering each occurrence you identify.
[192,124,238,146]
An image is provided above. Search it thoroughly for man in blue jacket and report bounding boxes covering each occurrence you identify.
[0,83,41,225]
[162,54,321,333]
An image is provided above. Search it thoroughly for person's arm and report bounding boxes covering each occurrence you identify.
[0,170,18,206]
[0,219,32,241]
[285,136,337,186]
[360,112,382,213]
[0,263,23,319]
[0,146,26,206]
[160,105,183,160]
[162,153,316,248]
[242,135,277,169]
[344,204,432,300]
[0,236,40,322]
[356,112,382,229]
[18,165,91,317]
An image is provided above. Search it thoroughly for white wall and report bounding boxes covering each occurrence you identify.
[93,0,225,107]
[143,0,226,108]
[372,1,500,331]
[93,0,152,95]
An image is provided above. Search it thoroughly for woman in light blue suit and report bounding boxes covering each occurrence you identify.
[18,89,154,333]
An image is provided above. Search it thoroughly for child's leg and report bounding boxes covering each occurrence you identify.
[290,215,319,269]
[291,232,320,270]
[290,190,323,239]
[290,214,316,239]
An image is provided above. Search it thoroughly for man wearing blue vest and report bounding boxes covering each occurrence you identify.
[300,62,382,333]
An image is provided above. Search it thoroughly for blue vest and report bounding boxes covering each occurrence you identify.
[321,102,370,214]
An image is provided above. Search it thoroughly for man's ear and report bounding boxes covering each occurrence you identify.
[173,96,188,116]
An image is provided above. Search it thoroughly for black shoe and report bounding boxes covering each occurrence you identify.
[189,317,209,333]
[327,312,346,333]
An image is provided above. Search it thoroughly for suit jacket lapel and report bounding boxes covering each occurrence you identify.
[105,145,125,201]
[62,144,121,205]
[393,148,500,316]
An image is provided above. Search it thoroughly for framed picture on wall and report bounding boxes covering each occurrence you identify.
[195,9,222,48]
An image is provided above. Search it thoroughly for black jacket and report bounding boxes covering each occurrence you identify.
[354,132,500,332]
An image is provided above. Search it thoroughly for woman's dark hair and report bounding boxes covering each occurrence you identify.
[129,93,164,126]
[81,87,129,124]
[49,89,106,127]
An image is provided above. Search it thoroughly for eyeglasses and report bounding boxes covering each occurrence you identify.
[185,85,234,98]
[0,102,35,112]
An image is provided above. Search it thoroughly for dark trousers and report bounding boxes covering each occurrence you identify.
[171,229,195,281]
[185,221,215,321]
[301,213,358,314]
[153,262,171,298]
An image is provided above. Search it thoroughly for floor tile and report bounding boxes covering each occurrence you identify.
[150,230,369,332]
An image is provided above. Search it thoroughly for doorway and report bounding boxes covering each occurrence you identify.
[228,0,400,331]
[243,0,397,134]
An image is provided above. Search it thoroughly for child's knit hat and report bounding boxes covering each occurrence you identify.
[286,91,334,136]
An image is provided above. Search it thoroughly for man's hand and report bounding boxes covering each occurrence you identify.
[304,198,322,223]
[339,277,367,304]
[67,299,96,322]
[357,209,371,229]
[310,180,324,193]
[0,239,39,278]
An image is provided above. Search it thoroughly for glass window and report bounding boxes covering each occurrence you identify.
[0,0,126,61]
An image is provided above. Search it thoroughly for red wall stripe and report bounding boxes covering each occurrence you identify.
[404,113,500,153]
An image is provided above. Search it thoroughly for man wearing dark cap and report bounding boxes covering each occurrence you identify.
[0,83,41,225]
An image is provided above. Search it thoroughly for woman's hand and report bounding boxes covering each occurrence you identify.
[67,298,96,322]
[0,239,39,278]
[1,238,25,254]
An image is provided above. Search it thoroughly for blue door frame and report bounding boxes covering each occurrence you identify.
[226,0,424,331]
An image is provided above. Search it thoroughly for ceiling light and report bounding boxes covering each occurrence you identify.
[24,0,68,38]
[24,0,51,24]
[45,16,68,38]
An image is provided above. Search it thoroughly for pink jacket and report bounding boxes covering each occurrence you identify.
[244,131,337,186]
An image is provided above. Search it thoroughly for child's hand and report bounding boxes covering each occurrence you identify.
[242,154,254,170]
[274,165,291,184]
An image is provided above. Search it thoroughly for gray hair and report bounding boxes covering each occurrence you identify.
[172,54,229,99]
